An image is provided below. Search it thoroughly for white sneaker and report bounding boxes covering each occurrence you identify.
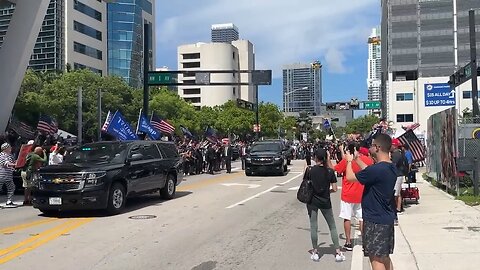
[335,252,346,262]
[311,252,319,261]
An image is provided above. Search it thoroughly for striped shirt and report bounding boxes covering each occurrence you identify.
[0,152,15,180]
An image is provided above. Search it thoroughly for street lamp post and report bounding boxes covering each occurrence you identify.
[284,86,308,112]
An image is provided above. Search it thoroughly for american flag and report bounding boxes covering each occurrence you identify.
[150,113,175,134]
[401,123,420,131]
[398,129,425,162]
[101,111,113,132]
[37,114,58,135]
[8,118,35,139]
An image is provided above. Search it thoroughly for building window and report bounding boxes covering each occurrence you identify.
[184,97,201,103]
[183,53,200,60]
[184,88,201,95]
[183,62,200,69]
[396,93,413,101]
[74,21,102,41]
[74,42,102,60]
[74,1,102,21]
[396,114,414,123]
[74,62,102,75]
[463,91,472,99]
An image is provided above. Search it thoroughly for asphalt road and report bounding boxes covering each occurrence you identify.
[0,160,367,270]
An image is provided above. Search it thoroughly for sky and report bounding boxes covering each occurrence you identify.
[154,0,381,110]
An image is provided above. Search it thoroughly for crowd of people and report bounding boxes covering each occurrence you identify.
[300,133,418,270]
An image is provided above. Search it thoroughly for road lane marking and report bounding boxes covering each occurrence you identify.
[288,186,299,191]
[226,173,303,209]
[221,183,260,189]
[0,218,58,234]
[178,172,243,192]
[0,218,93,265]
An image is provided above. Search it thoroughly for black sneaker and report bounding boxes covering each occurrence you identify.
[343,243,353,251]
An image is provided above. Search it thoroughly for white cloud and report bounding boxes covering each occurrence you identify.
[156,0,379,77]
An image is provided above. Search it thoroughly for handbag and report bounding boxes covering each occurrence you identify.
[297,166,313,204]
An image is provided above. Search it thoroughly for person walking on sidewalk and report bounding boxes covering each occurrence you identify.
[391,138,408,215]
[345,134,397,270]
[0,143,17,206]
[306,148,345,263]
[331,143,373,251]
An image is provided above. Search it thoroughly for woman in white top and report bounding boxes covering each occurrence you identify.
[49,147,65,165]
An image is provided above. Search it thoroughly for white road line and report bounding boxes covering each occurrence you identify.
[226,173,303,209]
[351,224,363,270]
[288,186,299,191]
[278,173,303,185]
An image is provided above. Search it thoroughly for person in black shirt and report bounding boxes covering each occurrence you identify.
[306,148,345,262]
[345,133,397,270]
[305,144,312,166]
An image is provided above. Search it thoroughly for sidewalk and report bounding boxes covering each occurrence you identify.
[391,168,480,270]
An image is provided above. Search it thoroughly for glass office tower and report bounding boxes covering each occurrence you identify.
[107,0,155,88]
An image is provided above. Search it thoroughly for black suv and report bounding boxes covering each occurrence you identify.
[32,141,182,215]
[244,141,288,176]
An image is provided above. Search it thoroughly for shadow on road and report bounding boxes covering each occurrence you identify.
[37,191,193,218]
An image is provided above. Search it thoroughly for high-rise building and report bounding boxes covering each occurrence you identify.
[367,27,382,116]
[211,23,239,43]
[107,0,155,88]
[0,0,107,74]
[381,0,480,134]
[282,62,322,115]
[177,40,255,108]
[0,0,106,74]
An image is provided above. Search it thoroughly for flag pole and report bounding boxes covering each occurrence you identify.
[136,108,142,140]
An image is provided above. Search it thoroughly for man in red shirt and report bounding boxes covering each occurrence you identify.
[331,142,374,251]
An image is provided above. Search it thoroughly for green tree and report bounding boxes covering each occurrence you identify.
[344,114,380,134]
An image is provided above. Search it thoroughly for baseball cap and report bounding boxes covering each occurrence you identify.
[391,138,401,147]
[359,147,369,156]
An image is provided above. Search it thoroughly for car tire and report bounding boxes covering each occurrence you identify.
[245,171,253,176]
[107,182,126,215]
[160,174,176,200]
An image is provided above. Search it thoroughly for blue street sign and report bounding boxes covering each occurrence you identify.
[424,83,456,107]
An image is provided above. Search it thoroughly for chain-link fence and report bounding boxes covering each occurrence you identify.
[457,116,480,196]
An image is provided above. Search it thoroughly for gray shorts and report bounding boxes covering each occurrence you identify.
[363,220,395,257]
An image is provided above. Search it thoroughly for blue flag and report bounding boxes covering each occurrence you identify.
[323,119,331,129]
[106,111,138,141]
[138,114,161,140]
[180,125,193,139]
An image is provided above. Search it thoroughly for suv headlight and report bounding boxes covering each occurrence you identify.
[245,157,251,162]
[83,172,106,186]
[274,156,282,161]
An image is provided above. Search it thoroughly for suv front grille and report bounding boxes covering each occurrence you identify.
[252,157,273,164]
[38,173,83,191]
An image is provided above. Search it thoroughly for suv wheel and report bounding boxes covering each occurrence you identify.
[107,183,126,215]
[160,174,176,200]
[245,171,253,176]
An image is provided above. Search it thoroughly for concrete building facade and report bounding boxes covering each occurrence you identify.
[282,62,322,115]
[381,0,480,134]
[0,0,107,75]
[177,40,255,108]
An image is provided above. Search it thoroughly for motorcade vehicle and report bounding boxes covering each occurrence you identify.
[244,140,288,176]
[32,141,182,215]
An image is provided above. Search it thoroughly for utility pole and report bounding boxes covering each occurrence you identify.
[77,87,82,145]
[143,23,150,117]
[469,10,479,119]
[255,85,259,140]
[97,88,102,141]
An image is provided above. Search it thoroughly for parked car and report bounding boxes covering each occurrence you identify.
[244,141,288,176]
[32,141,182,215]
[231,146,240,161]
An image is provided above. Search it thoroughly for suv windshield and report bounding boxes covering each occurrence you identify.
[250,143,281,153]
[64,143,128,164]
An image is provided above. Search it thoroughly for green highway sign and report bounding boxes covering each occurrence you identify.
[147,72,176,85]
[361,101,381,109]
